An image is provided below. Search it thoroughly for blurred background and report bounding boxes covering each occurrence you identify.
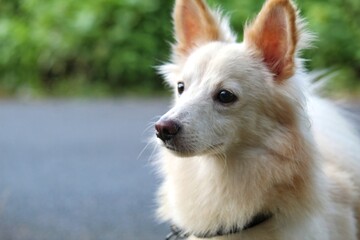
[0,0,359,239]
[0,0,359,97]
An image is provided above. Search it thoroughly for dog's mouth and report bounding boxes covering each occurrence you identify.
[162,141,224,157]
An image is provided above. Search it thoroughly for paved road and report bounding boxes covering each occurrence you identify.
[0,99,170,240]
[0,99,359,240]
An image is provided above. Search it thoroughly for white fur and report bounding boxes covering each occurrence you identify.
[154,1,360,239]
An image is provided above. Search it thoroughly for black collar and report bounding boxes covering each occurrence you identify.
[165,212,273,239]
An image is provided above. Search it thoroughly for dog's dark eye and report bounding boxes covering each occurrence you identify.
[177,82,185,95]
[216,90,237,104]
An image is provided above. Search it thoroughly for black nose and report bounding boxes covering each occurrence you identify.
[155,119,180,142]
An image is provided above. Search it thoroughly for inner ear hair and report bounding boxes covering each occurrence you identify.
[173,0,221,58]
[244,0,299,82]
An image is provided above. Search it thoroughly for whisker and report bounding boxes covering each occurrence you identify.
[150,115,163,122]
[142,123,156,136]
[138,140,154,161]
[147,141,160,164]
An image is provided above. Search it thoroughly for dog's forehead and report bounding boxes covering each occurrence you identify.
[182,42,249,83]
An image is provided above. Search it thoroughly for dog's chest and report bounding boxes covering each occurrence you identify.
[159,155,268,234]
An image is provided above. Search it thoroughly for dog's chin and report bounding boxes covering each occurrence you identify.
[165,146,196,157]
[161,141,224,158]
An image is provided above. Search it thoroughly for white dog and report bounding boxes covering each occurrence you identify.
[154,0,360,239]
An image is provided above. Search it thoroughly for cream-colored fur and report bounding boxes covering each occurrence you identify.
[154,0,360,239]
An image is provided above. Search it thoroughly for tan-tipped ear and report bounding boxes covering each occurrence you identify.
[173,0,221,58]
[244,0,299,82]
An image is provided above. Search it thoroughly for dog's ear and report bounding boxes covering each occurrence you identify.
[173,0,232,60]
[244,0,299,82]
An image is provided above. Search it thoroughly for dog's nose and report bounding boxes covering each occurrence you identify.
[155,119,180,142]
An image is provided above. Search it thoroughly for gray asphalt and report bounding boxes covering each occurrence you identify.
[0,99,170,240]
[0,99,359,240]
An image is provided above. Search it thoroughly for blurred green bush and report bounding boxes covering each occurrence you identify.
[0,0,359,97]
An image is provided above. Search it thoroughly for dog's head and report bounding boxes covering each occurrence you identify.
[156,0,310,157]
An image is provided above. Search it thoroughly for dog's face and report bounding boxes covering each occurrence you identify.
[156,42,273,157]
[156,0,305,157]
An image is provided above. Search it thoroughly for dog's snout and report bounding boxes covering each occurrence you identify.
[155,119,180,142]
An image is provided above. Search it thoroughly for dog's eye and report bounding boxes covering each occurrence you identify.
[177,82,185,95]
[216,90,237,104]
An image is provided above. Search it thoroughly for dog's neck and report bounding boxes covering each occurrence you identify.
[167,211,273,239]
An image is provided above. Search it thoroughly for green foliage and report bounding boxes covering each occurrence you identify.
[0,0,173,96]
[0,0,359,96]
[301,0,360,95]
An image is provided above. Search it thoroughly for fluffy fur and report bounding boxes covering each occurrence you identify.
[154,0,360,239]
